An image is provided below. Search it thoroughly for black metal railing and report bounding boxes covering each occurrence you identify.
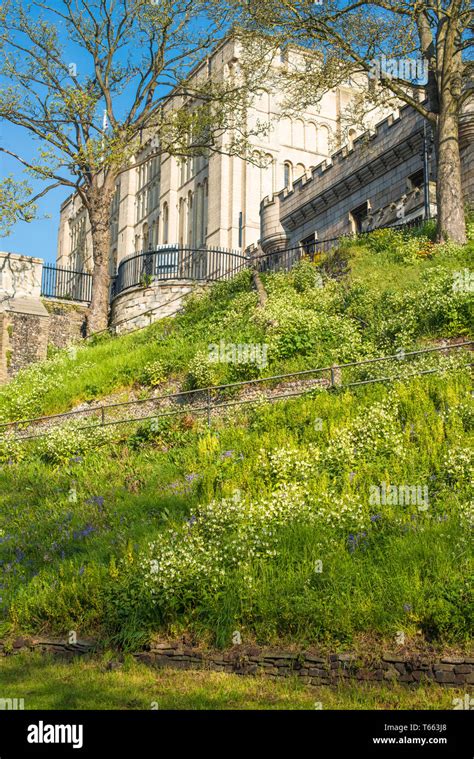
[253,237,341,273]
[42,216,434,307]
[112,246,248,298]
[2,341,471,441]
[41,265,93,303]
[253,215,432,274]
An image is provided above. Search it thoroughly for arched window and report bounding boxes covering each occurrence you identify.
[187,191,194,247]
[283,161,293,189]
[162,202,169,244]
[306,122,317,153]
[203,179,208,241]
[142,222,149,250]
[261,154,274,199]
[318,124,330,154]
[195,184,204,247]
[293,119,305,148]
[295,163,305,181]
[178,197,186,246]
[280,117,292,145]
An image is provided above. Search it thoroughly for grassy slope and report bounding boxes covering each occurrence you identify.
[0,227,472,423]
[0,227,472,657]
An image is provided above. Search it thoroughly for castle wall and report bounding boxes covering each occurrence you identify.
[56,37,370,269]
[0,252,88,382]
[110,281,208,335]
[259,103,474,252]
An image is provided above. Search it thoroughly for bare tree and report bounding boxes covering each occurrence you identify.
[226,0,473,244]
[0,1,266,332]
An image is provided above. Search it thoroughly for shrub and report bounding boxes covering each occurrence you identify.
[138,360,166,387]
[0,432,25,464]
[33,421,117,464]
[184,351,219,390]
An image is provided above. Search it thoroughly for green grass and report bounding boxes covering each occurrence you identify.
[0,653,465,710]
[0,228,472,423]
[0,371,472,650]
[0,227,471,664]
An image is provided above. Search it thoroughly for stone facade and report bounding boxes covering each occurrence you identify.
[0,301,88,383]
[259,103,474,253]
[2,637,473,688]
[56,38,379,272]
[43,300,87,348]
[110,281,207,334]
[0,252,88,382]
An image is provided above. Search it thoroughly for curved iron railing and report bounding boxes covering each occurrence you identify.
[111,245,248,299]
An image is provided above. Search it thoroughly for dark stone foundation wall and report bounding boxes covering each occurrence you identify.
[3,638,473,687]
[2,312,48,380]
[0,300,88,383]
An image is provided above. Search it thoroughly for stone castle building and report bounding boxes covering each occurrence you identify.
[258,102,474,255]
[56,36,376,274]
[1,39,472,381]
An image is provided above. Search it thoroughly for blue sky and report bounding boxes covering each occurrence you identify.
[1,122,70,265]
[0,2,217,266]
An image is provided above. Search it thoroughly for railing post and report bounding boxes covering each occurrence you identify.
[207,388,211,428]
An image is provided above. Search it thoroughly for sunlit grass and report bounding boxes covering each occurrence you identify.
[0,653,464,710]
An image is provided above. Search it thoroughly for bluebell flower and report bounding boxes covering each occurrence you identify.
[86,496,104,508]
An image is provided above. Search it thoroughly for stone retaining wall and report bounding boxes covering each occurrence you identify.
[0,300,88,382]
[43,300,88,348]
[2,638,473,687]
[110,281,208,334]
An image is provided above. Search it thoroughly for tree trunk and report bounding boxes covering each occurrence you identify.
[87,179,115,335]
[435,107,467,244]
[252,267,268,307]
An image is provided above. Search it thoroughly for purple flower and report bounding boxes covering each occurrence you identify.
[370,514,381,522]
[186,515,197,527]
[78,566,85,575]
[347,531,368,553]
[70,456,83,464]
[185,473,198,482]
[86,496,104,508]
[221,450,235,459]
[403,603,412,613]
